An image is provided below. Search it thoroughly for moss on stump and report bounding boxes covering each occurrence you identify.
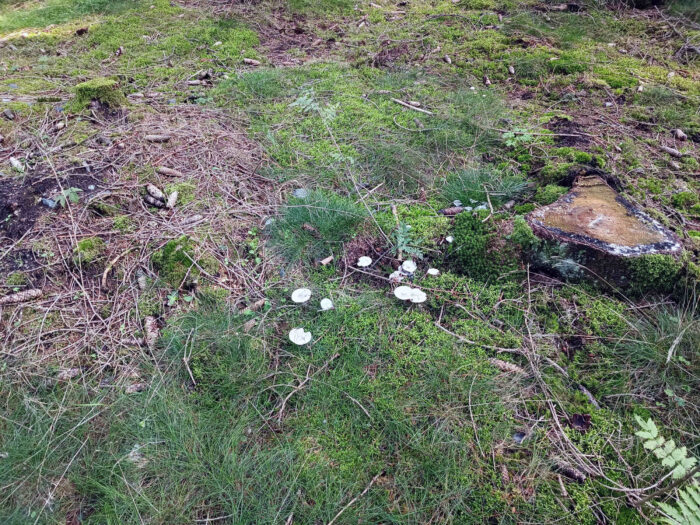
[70,78,126,110]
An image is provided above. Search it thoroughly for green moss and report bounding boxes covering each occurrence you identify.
[628,254,682,295]
[72,237,106,266]
[151,236,217,289]
[451,211,519,281]
[514,203,536,214]
[672,191,699,210]
[165,182,197,205]
[70,77,126,110]
[137,293,161,319]
[112,215,133,233]
[534,184,568,205]
[508,216,540,251]
[375,204,449,249]
[5,272,28,287]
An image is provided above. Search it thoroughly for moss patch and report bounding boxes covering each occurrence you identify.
[69,77,126,110]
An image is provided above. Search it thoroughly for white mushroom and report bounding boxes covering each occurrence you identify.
[289,328,312,345]
[401,260,417,274]
[394,286,414,301]
[389,270,404,283]
[409,289,427,303]
[291,288,312,303]
[445,235,454,243]
[320,298,334,311]
[357,256,372,267]
[427,268,440,276]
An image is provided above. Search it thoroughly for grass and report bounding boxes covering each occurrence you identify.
[1,0,699,522]
[268,190,367,264]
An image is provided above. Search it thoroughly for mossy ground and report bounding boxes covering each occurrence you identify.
[1,0,699,523]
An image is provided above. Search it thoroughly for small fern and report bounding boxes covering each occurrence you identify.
[392,223,423,260]
[635,416,699,525]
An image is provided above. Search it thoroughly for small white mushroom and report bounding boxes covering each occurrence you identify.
[445,236,454,243]
[409,289,427,304]
[427,268,440,276]
[357,256,372,267]
[389,270,404,283]
[289,328,312,345]
[394,286,414,301]
[401,260,417,274]
[320,298,334,311]
[291,288,312,303]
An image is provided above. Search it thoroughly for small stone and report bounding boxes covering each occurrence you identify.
[293,188,309,199]
[41,198,57,209]
[3,109,15,120]
[604,101,613,108]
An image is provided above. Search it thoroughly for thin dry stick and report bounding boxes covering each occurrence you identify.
[277,353,340,422]
[390,98,435,115]
[327,471,384,525]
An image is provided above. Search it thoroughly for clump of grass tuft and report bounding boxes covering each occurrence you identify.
[268,190,367,263]
[442,167,527,207]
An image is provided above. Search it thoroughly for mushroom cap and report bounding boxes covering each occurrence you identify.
[357,256,372,267]
[289,327,312,345]
[394,285,414,300]
[388,270,404,283]
[409,289,427,303]
[427,268,440,276]
[320,298,334,311]
[291,288,312,303]
[401,260,417,274]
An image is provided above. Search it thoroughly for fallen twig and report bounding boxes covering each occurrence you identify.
[390,98,434,115]
[327,472,384,525]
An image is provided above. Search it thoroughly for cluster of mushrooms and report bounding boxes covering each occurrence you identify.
[287,255,443,346]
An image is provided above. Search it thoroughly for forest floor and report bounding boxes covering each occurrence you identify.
[1,0,699,523]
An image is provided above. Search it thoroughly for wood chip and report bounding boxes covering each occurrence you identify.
[552,458,587,482]
[144,316,159,350]
[243,58,261,66]
[438,206,465,216]
[125,383,147,394]
[156,166,183,177]
[488,358,526,375]
[443,54,452,64]
[0,289,42,306]
[146,183,166,201]
[672,128,687,141]
[166,191,178,209]
[660,145,683,158]
[144,134,171,143]
[57,368,81,381]
[319,255,334,266]
[483,75,492,86]
[144,194,165,207]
